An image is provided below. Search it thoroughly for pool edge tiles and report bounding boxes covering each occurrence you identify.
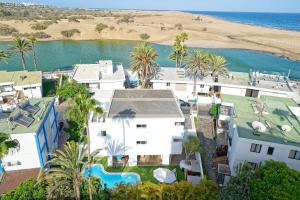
[86,164,141,189]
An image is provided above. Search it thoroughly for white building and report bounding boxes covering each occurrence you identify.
[151,67,299,103]
[89,89,186,166]
[0,71,42,112]
[0,97,60,171]
[218,95,300,178]
[72,60,126,92]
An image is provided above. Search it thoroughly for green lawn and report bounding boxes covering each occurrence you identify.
[95,157,184,183]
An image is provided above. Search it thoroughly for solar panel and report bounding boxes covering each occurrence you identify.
[9,111,34,127]
[19,100,40,115]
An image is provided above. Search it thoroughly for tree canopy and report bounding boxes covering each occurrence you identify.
[56,80,90,101]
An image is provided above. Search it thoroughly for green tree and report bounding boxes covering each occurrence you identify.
[39,141,90,200]
[130,42,159,88]
[169,32,188,68]
[185,50,209,96]
[0,49,10,61]
[10,37,32,70]
[250,161,300,200]
[0,132,18,159]
[182,135,201,164]
[194,177,218,200]
[1,178,46,200]
[28,36,38,71]
[56,80,90,101]
[208,54,229,82]
[218,163,254,200]
[66,94,104,200]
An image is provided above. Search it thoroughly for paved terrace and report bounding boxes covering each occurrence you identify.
[108,89,184,118]
[222,95,300,147]
[0,97,54,134]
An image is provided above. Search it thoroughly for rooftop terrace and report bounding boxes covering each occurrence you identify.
[108,89,184,118]
[0,70,42,86]
[0,97,54,134]
[222,95,300,147]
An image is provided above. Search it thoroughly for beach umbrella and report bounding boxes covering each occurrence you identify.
[153,168,176,183]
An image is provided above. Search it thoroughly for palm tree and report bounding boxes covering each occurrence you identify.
[0,50,10,61]
[130,42,159,88]
[208,54,229,82]
[39,141,88,200]
[0,132,18,159]
[10,38,32,71]
[185,50,210,96]
[169,32,188,68]
[66,94,104,200]
[28,36,38,71]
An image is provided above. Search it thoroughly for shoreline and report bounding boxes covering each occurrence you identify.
[0,10,300,61]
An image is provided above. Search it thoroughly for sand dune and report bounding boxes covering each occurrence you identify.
[0,10,300,60]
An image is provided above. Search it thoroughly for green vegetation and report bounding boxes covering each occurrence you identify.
[31,20,56,30]
[68,16,80,23]
[13,31,51,39]
[169,32,189,68]
[42,79,57,97]
[0,23,18,36]
[208,53,229,82]
[130,42,159,88]
[210,104,218,117]
[61,29,80,38]
[95,23,108,33]
[56,80,90,101]
[185,50,210,95]
[140,33,150,40]
[0,132,18,159]
[10,37,32,71]
[0,50,10,61]
[183,135,201,163]
[219,161,300,200]
[1,178,46,200]
[117,14,134,24]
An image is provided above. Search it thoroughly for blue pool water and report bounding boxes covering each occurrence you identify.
[85,165,140,189]
[188,11,300,32]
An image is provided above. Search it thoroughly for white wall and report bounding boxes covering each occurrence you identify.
[100,81,125,90]
[228,126,300,175]
[258,90,289,98]
[2,133,41,171]
[221,86,246,96]
[14,85,42,98]
[89,117,185,163]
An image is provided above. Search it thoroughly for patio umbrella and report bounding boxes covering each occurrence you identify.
[153,168,176,183]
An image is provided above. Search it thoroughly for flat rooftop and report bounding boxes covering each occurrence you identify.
[0,70,42,86]
[72,63,125,82]
[108,89,184,118]
[0,97,54,134]
[222,95,300,147]
[152,67,292,92]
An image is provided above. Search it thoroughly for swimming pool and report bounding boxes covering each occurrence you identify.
[85,164,140,189]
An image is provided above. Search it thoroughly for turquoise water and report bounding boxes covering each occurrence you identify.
[85,164,140,189]
[0,40,300,79]
[188,11,300,32]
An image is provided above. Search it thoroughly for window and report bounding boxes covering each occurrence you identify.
[200,84,204,88]
[166,82,170,86]
[250,143,262,153]
[175,122,184,126]
[136,124,147,128]
[136,141,147,145]
[97,131,106,137]
[173,138,182,142]
[267,147,274,155]
[289,150,300,160]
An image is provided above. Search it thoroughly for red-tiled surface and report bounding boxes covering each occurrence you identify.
[0,168,40,194]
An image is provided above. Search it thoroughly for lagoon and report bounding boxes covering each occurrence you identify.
[0,40,300,79]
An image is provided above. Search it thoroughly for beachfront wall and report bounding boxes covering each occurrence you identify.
[89,117,185,166]
[228,125,300,176]
[1,100,59,171]
[220,86,246,96]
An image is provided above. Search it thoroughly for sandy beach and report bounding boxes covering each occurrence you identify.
[0,10,300,60]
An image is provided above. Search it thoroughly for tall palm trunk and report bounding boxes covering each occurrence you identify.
[19,50,26,71]
[86,118,93,200]
[32,44,37,71]
[193,75,197,96]
[75,178,81,200]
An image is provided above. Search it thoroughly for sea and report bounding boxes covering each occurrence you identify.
[188,11,300,32]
